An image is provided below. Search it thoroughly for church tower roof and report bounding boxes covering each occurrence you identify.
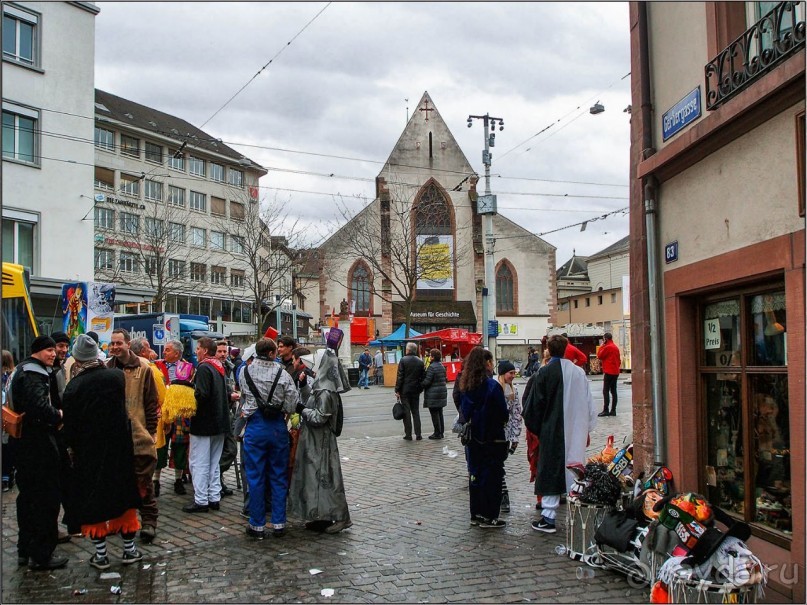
[378,91,476,189]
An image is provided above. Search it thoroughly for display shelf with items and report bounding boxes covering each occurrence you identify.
[705,375,744,517]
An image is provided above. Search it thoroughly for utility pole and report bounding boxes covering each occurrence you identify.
[467,113,504,350]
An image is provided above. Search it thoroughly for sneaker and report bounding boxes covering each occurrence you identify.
[245,527,265,540]
[29,554,68,571]
[531,518,557,533]
[240,510,250,520]
[324,519,353,534]
[479,518,507,529]
[89,554,110,570]
[140,524,156,543]
[470,515,488,526]
[272,527,286,538]
[182,502,209,513]
[122,549,143,565]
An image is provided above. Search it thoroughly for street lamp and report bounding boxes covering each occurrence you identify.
[468,113,504,350]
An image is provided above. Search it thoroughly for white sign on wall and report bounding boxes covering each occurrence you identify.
[704,318,721,350]
[416,235,454,290]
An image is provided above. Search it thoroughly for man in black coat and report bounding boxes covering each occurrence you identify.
[62,334,142,570]
[9,335,67,570]
[184,337,231,513]
[395,342,425,441]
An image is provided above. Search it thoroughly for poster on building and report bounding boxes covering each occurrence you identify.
[416,235,454,290]
[62,282,116,355]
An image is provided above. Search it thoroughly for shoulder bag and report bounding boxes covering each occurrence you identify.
[244,366,283,417]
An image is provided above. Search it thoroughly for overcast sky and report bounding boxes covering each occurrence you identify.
[95,1,632,267]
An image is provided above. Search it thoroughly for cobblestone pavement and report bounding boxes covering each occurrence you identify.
[2,377,643,603]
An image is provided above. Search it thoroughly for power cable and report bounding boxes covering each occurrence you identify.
[494,206,629,240]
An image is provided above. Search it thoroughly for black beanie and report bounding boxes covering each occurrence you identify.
[50,331,70,344]
[31,335,57,354]
[497,360,516,375]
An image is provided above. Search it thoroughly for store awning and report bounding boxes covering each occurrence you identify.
[392,300,477,326]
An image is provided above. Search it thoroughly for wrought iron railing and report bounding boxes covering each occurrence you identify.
[705,1,805,110]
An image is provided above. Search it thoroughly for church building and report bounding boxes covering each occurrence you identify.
[309,92,557,354]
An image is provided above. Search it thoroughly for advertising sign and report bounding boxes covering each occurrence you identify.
[62,281,116,355]
[416,235,454,290]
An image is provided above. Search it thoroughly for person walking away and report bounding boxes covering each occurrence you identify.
[459,347,509,529]
[61,335,142,569]
[10,336,68,570]
[421,349,447,439]
[184,337,231,513]
[238,338,300,538]
[288,348,352,534]
[107,329,159,543]
[357,347,372,389]
[596,332,621,416]
[373,349,383,385]
[524,335,598,533]
[395,342,425,440]
[497,361,522,514]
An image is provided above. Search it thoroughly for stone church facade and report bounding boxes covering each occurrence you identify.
[307,92,556,351]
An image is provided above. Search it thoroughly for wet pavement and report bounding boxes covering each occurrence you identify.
[2,376,641,603]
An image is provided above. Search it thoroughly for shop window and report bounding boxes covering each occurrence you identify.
[701,287,790,541]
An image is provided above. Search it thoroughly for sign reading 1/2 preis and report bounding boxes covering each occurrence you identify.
[662,87,701,141]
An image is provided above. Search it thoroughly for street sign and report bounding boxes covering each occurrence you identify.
[163,313,180,340]
[153,324,166,345]
[665,241,679,264]
[487,320,499,338]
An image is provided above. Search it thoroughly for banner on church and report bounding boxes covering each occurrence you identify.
[416,235,454,290]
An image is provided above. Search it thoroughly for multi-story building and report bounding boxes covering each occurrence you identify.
[92,89,268,340]
[629,2,804,599]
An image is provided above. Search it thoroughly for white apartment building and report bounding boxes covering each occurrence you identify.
[2,1,103,329]
[92,89,268,339]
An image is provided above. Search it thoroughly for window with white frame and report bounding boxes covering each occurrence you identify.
[191,227,206,247]
[229,235,244,254]
[168,259,185,279]
[230,269,245,288]
[168,222,185,244]
[120,135,140,158]
[120,174,140,197]
[144,179,163,201]
[168,185,185,207]
[2,215,35,269]
[2,102,39,164]
[94,248,114,271]
[2,4,39,67]
[210,231,225,250]
[145,141,162,164]
[189,156,205,177]
[94,207,114,230]
[119,251,139,273]
[144,217,164,238]
[210,162,225,182]
[168,150,184,171]
[94,126,115,151]
[190,262,206,282]
[228,168,244,187]
[95,166,114,191]
[210,265,226,285]
[189,190,206,212]
[119,211,139,235]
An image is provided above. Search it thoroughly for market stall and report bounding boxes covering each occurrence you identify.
[368,324,422,387]
[410,328,482,381]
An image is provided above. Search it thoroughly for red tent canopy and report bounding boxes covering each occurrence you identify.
[411,328,482,359]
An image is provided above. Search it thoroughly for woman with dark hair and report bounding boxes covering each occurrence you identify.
[459,348,509,528]
[421,349,447,440]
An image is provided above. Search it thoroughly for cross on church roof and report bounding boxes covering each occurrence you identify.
[419,98,434,122]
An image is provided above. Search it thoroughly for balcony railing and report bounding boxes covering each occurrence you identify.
[705,1,805,110]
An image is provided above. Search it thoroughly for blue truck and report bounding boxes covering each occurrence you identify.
[113,313,225,366]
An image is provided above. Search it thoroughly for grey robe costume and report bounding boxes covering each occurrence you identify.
[287,350,351,523]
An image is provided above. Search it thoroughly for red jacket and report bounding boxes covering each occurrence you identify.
[564,343,588,367]
[596,340,621,375]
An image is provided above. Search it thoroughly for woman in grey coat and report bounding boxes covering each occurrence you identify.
[421,349,448,440]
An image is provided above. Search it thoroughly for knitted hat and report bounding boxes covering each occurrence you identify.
[50,331,70,344]
[86,331,100,344]
[31,335,56,354]
[72,334,99,362]
[497,360,515,375]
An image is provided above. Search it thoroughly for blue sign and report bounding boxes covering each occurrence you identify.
[662,87,701,141]
[487,320,499,337]
[665,241,679,264]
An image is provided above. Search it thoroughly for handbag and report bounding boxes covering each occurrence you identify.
[392,400,405,421]
[594,510,639,553]
[2,405,24,439]
[459,418,472,446]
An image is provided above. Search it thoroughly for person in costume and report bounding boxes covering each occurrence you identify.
[61,335,142,570]
[288,348,352,534]
[524,334,598,533]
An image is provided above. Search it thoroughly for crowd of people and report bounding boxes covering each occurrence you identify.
[3,327,621,570]
[3,330,352,571]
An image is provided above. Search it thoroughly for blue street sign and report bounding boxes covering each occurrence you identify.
[487,320,499,337]
[662,87,701,141]
[665,241,679,264]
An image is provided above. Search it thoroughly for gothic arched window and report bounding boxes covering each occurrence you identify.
[413,181,454,298]
[414,183,452,235]
[350,262,371,314]
[496,260,517,314]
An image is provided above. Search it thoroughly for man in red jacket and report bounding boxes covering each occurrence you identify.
[596,333,621,417]
[561,334,588,369]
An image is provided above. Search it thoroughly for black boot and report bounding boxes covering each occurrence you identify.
[597,409,610,417]
[153,480,161,497]
[174,479,186,495]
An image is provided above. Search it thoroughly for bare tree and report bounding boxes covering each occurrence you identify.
[325,176,474,338]
[212,193,313,339]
